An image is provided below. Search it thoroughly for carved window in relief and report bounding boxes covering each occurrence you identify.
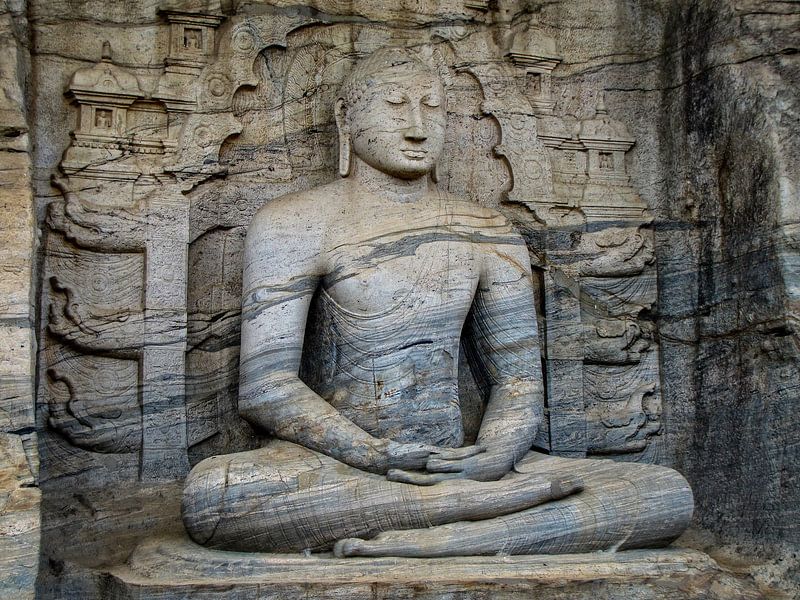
[184,28,202,50]
[599,152,614,171]
[564,151,577,171]
[526,73,542,96]
[94,108,112,129]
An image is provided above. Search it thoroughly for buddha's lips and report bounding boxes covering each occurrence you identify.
[401,149,428,159]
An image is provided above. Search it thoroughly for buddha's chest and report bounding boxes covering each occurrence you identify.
[323,226,481,324]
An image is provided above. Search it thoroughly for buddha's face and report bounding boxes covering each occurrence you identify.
[345,66,446,180]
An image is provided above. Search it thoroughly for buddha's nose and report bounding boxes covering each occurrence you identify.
[403,106,427,141]
[403,125,427,141]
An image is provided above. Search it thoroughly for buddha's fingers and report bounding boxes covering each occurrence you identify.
[423,458,465,473]
[429,445,485,460]
[386,469,463,485]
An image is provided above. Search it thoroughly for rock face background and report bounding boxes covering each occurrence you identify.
[0,1,40,599]
[651,2,799,574]
[0,0,796,597]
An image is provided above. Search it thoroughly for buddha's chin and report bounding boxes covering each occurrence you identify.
[353,145,440,180]
[384,159,436,180]
[391,167,433,180]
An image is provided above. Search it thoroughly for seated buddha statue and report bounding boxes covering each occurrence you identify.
[181,48,693,558]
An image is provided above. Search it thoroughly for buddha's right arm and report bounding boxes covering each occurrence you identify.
[237,201,429,474]
[238,354,389,472]
[238,294,437,474]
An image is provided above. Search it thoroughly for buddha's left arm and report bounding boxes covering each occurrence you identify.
[459,234,544,479]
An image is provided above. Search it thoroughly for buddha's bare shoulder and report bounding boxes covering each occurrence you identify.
[248,180,348,235]
[438,195,519,236]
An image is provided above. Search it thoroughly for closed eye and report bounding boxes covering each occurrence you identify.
[422,96,441,108]
[386,96,407,105]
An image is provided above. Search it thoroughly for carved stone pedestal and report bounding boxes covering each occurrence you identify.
[100,535,766,600]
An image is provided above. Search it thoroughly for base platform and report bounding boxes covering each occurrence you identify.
[102,534,767,599]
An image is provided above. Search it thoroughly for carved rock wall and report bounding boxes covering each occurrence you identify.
[652,2,799,585]
[32,7,668,587]
[535,0,799,590]
[0,0,794,597]
[0,1,39,598]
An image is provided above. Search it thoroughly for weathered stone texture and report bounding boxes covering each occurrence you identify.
[0,0,793,598]
[653,0,799,553]
[531,0,799,589]
[0,434,39,599]
[0,0,39,598]
[102,537,770,600]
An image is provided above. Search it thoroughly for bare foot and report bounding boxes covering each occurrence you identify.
[333,537,367,558]
[550,476,583,499]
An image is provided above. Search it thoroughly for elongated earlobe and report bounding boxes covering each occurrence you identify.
[430,163,439,183]
[339,135,352,177]
[335,98,352,178]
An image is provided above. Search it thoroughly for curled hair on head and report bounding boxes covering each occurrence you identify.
[338,47,437,110]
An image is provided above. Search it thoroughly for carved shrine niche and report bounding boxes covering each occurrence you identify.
[38,0,665,515]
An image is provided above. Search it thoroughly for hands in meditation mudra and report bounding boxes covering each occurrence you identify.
[182,48,693,557]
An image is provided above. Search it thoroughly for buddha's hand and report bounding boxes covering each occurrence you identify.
[387,445,513,485]
[383,442,485,474]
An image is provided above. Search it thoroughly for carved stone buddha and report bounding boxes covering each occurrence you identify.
[181,48,693,557]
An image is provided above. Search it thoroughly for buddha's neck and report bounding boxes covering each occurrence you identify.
[351,156,429,204]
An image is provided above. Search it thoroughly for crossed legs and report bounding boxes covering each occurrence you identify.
[335,452,693,557]
[182,440,692,556]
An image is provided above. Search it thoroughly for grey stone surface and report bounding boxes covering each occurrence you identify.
[96,535,769,600]
[0,0,789,597]
[650,2,800,556]
[0,0,39,598]
[178,46,692,558]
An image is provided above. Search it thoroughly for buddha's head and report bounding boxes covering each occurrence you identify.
[335,48,447,180]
